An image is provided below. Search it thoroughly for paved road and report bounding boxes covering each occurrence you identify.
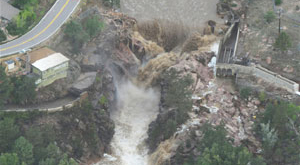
[0,0,80,57]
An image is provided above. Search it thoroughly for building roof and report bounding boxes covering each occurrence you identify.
[0,1,20,20]
[32,53,69,72]
[20,47,56,64]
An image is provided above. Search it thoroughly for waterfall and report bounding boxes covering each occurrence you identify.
[96,81,160,165]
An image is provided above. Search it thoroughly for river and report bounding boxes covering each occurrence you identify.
[95,81,160,165]
[95,0,222,164]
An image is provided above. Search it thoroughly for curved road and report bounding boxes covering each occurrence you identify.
[0,0,80,57]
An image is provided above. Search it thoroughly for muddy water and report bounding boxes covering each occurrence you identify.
[121,0,223,28]
[95,81,160,165]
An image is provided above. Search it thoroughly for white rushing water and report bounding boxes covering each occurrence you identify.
[96,81,160,165]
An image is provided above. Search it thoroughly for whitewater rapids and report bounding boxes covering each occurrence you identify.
[96,81,160,165]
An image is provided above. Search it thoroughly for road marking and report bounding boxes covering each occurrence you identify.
[0,0,70,52]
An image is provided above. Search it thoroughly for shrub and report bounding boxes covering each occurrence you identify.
[240,87,252,99]
[102,0,120,8]
[220,0,232,4]
[258,91,266,102]
[264,11,275,23]
[83,15,105,38]
[274,32,292,51]
[99,95,108,106]
[0,29,7,42]
[275,0,282,5]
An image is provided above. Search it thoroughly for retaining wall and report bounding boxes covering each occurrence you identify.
[3,92,88,113]
[216,64,300,93]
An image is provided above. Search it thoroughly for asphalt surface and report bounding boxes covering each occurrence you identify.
[0,0,80,57]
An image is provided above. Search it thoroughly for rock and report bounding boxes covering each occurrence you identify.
[283,65,294,73]
[241,108,249,117]
[252,99,261,106]
[70,72,97,95]
[266,57,272,64]
[195,79,205,91]
[199,105,210,113]
[247,102,254,108]
[191,73,198,86]
[78,121,86,130]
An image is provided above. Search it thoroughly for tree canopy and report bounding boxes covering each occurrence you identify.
[13,137,34,165]
[256,102,300,165]
[0,66,12,109]
[0,118,20,152]
[182,124,266,165]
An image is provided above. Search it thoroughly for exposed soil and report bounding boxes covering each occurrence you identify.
[238,0,300,82]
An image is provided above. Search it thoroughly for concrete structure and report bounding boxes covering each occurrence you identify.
[32,53,69,87]
[215,20,300,94]
[217,22,239,63]
[216,63,300,94]
[21,47,69,88]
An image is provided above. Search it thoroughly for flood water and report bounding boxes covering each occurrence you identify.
[95,81,160,165]
[95,0,223,164]
[121,0,223,28]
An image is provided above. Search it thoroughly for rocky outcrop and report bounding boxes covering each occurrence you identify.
[145,47,263,165]
[89,68,117,111]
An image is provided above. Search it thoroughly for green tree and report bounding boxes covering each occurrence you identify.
[264,11,275,23]
[45,143,62,161]
[12,0,38,9]
[0,153,20,165]
[13,137,34,165]
[58,154,78,165]
[0,118,20,152]
[25,125,56,163]
[164,68,193,124]
[83,16,104,38]
[102,0,120,8]
[0,66,12,109]
[38,143,62,165]
[39,158,56,165]
[257,103,300,165]
[10,75,36,104]
[274,32,292,51]
[275,0,282,5]
[6,6,37,36]
[189,124,266,165]
[148,69,193,151]
[64,20,89,52]
[0,29,7,42]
